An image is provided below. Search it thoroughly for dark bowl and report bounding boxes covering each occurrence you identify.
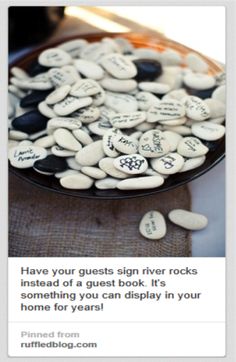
[9,32,225,199]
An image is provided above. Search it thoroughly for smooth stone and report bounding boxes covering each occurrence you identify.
[102,128,121,157]
[9,84,27,98]
[47,117,82,134]
[100,78,137,92]
[60,173,93,189]
[111,111,146,128]
[184,84,216,99]
[162,131,182,152]
[147,100,185,123]
[74,59,104,80]
[53,96,93,116]
[191,122,225,141]
[136,91,160,110]
[145,168,168,179]
[133,59,162,82]
[55,169,79,179]
[158,116,187,126]
[71,106,100,124]
[101,37,122,52]
[34,135,55,148]
[9,130,28,141]
[51,145,75,157]
[8,145,47,168]
[70,79,101,97]
[157,66,183,89]
[38,48,72,67]
[114,37,134,53]
[54,128,82,151]
[34,154,68,174]
[139,210,166,240]
[183,73,216,90]
[81,166,106,180]
[62,65,81,82]
[212,85,225,104]
[99,158,129,179]
[138,82,170,94]
[209,116,225,125]
[11,66,29,79]
[80,42,110,62]
[151,153,184,174]
[48,68,75,87]
[162,125,192,136]
[204,98,226,118]
[12,110,48,134]
[105,92,138,113]
[162,88,188,102]
[72,129,93,145]
[95,177,120,189]
[117,175,164,190]
[177,137,209,157]
[88,119,112,136]
[58,39,88,58]
[179,156,206,172]
[76,140,105,166]
[184,96,210,121]
[11,74,53,91]
[139,130,170,158]
[135,122,153,132]
[113,154,148,174]
[66,157,82,170]
[160,49,182,66]
[46,85,71,105]
[113,134,139,154]
[20,90,51,108]
[100,53,137,79]
[132,48,160,61]
[38,101,57,118]
[168,209,208,230]
[185,53,208,73]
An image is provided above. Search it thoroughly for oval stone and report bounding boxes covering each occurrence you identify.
[34,154,68,174]
[74,59,104,80]
[179,156,206,173]
[58,39,88,58]
[12,110,48,134]
[117,175,164,190]
[139,210,166,240]
[212,85,225,104]
[204,98,226,118]
[75,140,105,166]
[111,111,146,129]
[168,209,208,230]
[20,90,52,108]
[133,59,162,82]
[48,68,75,87]
[183,73,216,90]
[177,137,209,157]
[100,53,137,79]
[139,130,170,158]
[151,153,184,174]
[38,101,57,118]
[71,106,100,124]
[138,82,170,94]
[99,157,129,179]
[54,128,82,151]
[60,173,94,189]
[46,85,71,105]
[47,117,82,134]
[113,154,148,174]
[70,79,101,97]
[39,48,72,67]
[184,96,210,121]
[95,177,120,190]
[53,96,93,116]
[8,145,47,168]
[191,122,225,141]
[34,135,55,148]
[147,100,185,123]
[102,128,121,157]
[81,166,106,180]
[113,134,139,154]
[100,78,137,93]
[51,145,75,157]
[105,92,138,113]
[162,131,182,152]
[185,53,208,73]
[136,91,160,110]
[72,129,93,145]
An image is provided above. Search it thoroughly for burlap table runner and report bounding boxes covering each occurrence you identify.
[9,174,191,257]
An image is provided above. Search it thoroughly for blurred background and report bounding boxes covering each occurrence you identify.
[9,6,225,63]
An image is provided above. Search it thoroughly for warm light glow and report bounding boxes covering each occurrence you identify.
[65,6,130,33]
